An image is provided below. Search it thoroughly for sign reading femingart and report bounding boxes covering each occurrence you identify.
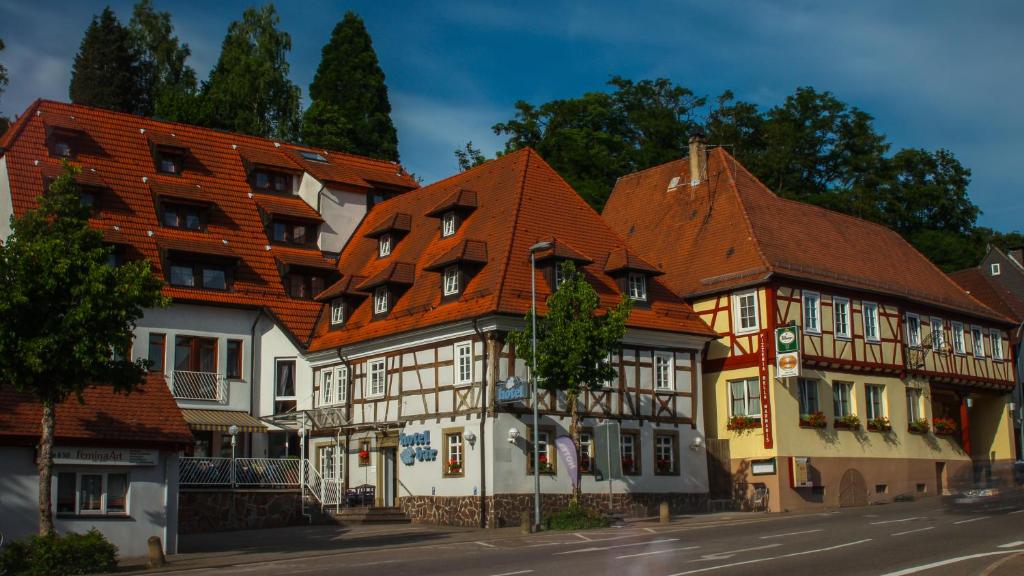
[53,447,158,466]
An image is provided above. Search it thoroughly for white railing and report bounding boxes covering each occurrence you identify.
[179,457,301,488]
[170,370,227,403]
[303,459,342,506]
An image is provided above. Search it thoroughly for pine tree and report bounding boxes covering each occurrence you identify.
[0,37,10,134]
[69,7,146,114]
[303,11,399,161]
[201,4,301,140]
[129,0,197,118]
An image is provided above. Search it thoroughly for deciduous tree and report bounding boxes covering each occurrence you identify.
[454,141,487,172]
[69,7,146,114]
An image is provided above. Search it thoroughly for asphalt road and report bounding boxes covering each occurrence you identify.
[163,498,1024,576]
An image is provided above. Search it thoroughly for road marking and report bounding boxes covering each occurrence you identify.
[553,538,679,555]
[490,571,535,576]
[997,541,1024,548]
[573,532,591,541]
[871,516,925,525]
[695,543,781,561]
[760,529,823,539]
[525,541,565,547]
[474,541,498,548]
[1009,509,1024,515]
[667,539,872,576]
[616,545,700,559]
[880,550,1021,576]
[953,516,989,525]
[892,526,934,536]
[644,527,658,533]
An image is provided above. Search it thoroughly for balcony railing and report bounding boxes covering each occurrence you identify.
[169,370,227,403]
[179,457,301,488]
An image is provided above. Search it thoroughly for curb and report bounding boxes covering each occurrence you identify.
[980,551,1024,576]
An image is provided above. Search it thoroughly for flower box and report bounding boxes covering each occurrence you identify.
[537,455,555,475]
[799,411,827,429]
[908,419,930,434]
[447,459,463,475]
[358,449,371,466]
[834,415,861,430]
[656,459,674,474]
[932,417,958,436]
[867,417,892,432]
[727,415,760,435]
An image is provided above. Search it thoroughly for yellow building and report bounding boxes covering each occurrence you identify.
[603,137,1017,511]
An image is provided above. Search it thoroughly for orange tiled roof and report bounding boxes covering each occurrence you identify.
[1,100,418,346]
[950,268,1024,324]
[254,193,324,223]
[603,147,1007,322]
[309,148,715,352]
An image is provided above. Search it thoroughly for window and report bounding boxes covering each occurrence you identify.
[733,291,759,334]
[169,262,229,290]
[56,472,129,516]
[906,314,922,347]
[272,221,314,246]
[300,150,327,162]
[330,299,345,325]
[173,336,217,373]
[253,170,291,193]
[147,333,165,373]
[443,266,460,296]
[318,445,338,480]
[971,326,985,357]
[554,262,566,289]
[528,429,555,474]
[628,273,647,301]
[367,359,386,398]
[51,139,72,158]
[863,302,880,342]
[803,291,821,334]
[80,189,98,209]
[931,318,945,351]
[320,369,334,406]
[833,381,854,418]
[654,433,677,475]
[798,378,819,415]
[374,287,389,315]
[441,212,458,237]
[865,384,885,420]
[275,360,296,413]
[833,297,850,339]
[991,263,1001,276]
[992,330,1004,360]
[157,152,182,174]
[604,352,619,389]
[729,378,761,418]
[444,430,464,477]
[906,388,922,422]
[226,339,242,379]
[287,273,325,299]
[654,353,673,390]
[952,322,966,355]
[335,365,348,404]
[379,233,392,257]
[454,342,473,386]
[161,203,205,230]
[620,431,640,475]
[579,431,593,473]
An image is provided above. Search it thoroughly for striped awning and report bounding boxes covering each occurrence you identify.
[180,409,267,433]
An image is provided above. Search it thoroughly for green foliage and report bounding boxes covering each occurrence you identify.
[69,7,146,114]
[303,11,399,160]
[0,529,118,575]
[0,36,9,134]
[129,0,197,119]
[199,4,301,140]
[454,141,487,172]
[544,502,611,530]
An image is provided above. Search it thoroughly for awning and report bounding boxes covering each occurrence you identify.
[180,409,267,433]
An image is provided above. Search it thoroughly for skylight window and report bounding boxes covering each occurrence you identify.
[299,150,327,163]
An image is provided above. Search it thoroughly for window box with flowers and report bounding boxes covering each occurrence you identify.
[358,445,371,467]
[932,417,958,436]
[621,457,637,475]
[537,454,555,475]
[908,418,930,434]
[656,459,674,474]
[799,411,827,429]
[447,458,463,476]
[726,415,760,435]
[867,416,892,432]
[834,414,861,430]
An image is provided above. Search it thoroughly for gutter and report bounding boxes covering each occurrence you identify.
[473,319,488,528]
[250,309,263,454]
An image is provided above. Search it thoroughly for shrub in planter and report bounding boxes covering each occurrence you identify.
[908,418,930,434]
[799,411,827,428]
[0,529,118,576]
[834,414,861,430]
[447,458,462,475]
[932,417,958,435]
[544,502,611,530]
[726,415,760,435]
[867,416,892,432]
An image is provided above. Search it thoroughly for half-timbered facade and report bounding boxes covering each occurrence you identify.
[604,136,1018,512]
[302,149,716,526]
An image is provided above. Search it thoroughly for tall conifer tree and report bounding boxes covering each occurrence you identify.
[69,7,146,114]
[0,37,10,134]
[303,11,399,161]
[129,0,197,118]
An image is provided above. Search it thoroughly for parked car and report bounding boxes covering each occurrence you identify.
[943,469,1024,513]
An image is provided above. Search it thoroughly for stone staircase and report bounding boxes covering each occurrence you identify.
[327,506,411,525]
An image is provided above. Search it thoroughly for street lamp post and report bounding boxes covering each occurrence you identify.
[529,240,552,531]
[228,424,239,488]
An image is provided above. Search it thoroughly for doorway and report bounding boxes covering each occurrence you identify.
[382,448,397,507]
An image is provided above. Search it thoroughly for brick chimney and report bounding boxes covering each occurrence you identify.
[689,131,707,186]
[1009,247,1023,267]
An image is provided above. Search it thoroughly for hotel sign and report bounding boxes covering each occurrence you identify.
[53,447,158,466]
[496,376,529,404]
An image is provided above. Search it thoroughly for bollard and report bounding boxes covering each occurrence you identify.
[521,510,532,534]
[147,536,166,568]
[659,501,670,524]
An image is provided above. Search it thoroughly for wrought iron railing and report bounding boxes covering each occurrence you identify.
[179,457,301,488]
[303,459,342,506]
[170,370,227,403]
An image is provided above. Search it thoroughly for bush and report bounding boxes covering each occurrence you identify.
[0,529,118,576]
[544,502,611,531]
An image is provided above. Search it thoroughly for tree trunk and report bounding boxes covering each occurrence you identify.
[568,389,581,504]
[38,400,56,535]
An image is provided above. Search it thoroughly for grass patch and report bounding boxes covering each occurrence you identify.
[543,502,611,530]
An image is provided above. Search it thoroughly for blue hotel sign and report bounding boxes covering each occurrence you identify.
[497,376,529,404]
[399,431,437,466]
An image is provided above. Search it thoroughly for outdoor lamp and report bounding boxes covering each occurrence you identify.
[507,428,520,444]
[465,431,477,448]
[690,436,704,451]
[228,424,239,445]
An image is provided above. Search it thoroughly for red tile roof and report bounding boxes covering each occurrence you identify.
[950,268,1024,324]
[604,247,663,276]
[424,239,489,271]
[364,212,412,238]
[1,100,418,346]
[603,147,1008,322]
[150,180,215,204]
[254,193,324,223]
[274,248,339,273]
[40,163,108,189]
[309,148,715,352]
[156,234,238,259]
[0,374,193,449]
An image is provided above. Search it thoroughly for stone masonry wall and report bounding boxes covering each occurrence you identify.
[179,489,304,534]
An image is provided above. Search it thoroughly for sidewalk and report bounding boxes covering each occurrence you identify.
[983,551,1024,576]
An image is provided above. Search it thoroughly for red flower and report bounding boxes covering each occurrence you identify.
[539,455,547,464]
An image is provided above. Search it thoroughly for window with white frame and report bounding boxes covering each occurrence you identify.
[378,233,392,257]
[604,352,619,389]
[454,342,473,385]
[318,445,339,480]
[554,262,566,289]
[952,322,966,354]
[655,434,675,474]
[733,291,759,334]
[971,326,985,357]
[906,387,922,422]
[833,381,854,418]
[367,359,386,397]
[374,286,389,315]
[579,431,593,473]
[528,430,554,474]
[441,212,458,237]
[991,263,1001,276]
[833,297,851,339]
[798,378,819,415]
[729,377,761,418]
[906,314,922,347]
[444,431,463,477]
[654,353,673,390]
[930,317,945,351]
[330,299,345,326]
[443,266,460,296]
[320,369,334,406]
[863,302,880,342]
[620,432,639,475]
[628,273,647,301]
[865,384,885,420]
[992,330,1004,360]
[335,365,348,404]
[56,471,129,516]
[803,291,821,334]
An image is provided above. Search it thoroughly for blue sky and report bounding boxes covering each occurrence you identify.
[1,0,1022,232]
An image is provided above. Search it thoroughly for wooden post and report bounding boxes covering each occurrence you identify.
[147,536,166,568]
[659,501,670,523]
[521,510,532,534]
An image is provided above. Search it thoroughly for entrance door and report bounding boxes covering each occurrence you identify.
[382,448,396,507]
[839,469,868,507]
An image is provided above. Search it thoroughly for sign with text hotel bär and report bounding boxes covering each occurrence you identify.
[775,325,801,379]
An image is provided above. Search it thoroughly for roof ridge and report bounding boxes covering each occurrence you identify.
[712,147,773,276]
[991,244,1024,274]
[494,149,533,311]
[0,98,42,150]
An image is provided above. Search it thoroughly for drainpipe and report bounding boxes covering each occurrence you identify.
[474,319,488,528]
[249,310,263,457]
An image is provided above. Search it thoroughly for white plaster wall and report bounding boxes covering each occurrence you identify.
[0,155,13,238]
[318,187,368,254]
[255,315,313,419]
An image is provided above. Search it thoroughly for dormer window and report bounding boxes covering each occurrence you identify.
[628,272,647,301]
[161,202,206,231]
[379,233,392,257]
[330,299,345,325]
[443,265,460,296]
[374,286,389,315]
[169,261,229,290]
[157,152,182,175]
[51,140,72,158]
[80,189,98,209]
[287,274,325,299]
[253,170,292,193]
[442,212,458,237]
[554,262,566,289]
[271,220,315,246]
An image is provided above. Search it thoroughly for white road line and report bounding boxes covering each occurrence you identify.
[616,545,700,559]
[1009,509,1024,515]
[953,516,989,525]
[998,541,1024,548]
[892,526,934,536]
[474,541,498,548]
[490,571,535,576]
[880,550,1021,576]
[525,541,566,547]
[644,527,658,533]
[667,539,872,576]
[694,543,781,561]
[760,529,824,539]
[871,516,925,525]
[573,533,591,541]
[553,538,679,555]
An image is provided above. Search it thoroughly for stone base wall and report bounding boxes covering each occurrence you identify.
[400,492,707,528]
[179,489,304,534]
